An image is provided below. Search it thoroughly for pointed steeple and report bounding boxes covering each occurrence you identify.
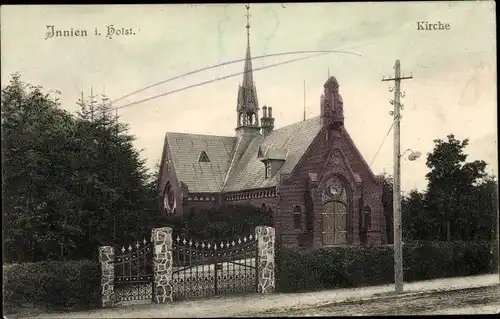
[242,5,253,89]
[236,4,259,130]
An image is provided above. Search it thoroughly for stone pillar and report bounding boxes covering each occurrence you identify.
[98,246,115,308]
[151,227,173,303]
[256,226,276,294]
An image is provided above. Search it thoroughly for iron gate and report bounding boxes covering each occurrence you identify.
[114,238,154,302]
[172,233,258,300]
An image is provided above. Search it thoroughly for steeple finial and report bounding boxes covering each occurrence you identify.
[245,4,251,45]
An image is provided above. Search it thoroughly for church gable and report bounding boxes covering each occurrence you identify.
[318,147,360,189]
[162,132,235,193]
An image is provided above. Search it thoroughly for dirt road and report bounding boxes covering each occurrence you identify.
[254,286,499,316]
[20,274,499,318]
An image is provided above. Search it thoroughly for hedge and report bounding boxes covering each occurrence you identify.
[3,259,101,311]
[276,241,491,293]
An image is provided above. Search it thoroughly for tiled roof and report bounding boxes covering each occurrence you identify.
[165,132,235,193]
[163,117,322,194]
[222,116,322,192]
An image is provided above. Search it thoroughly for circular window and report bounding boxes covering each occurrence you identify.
[322,177,347,203]
[163,182,176,214]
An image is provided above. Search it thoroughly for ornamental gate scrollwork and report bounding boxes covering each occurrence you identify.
[99,226,274,306]
[113,238,154,302]
[171,233,258,300]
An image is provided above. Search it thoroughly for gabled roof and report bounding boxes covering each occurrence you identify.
[222,116,322,192]
[162,117,322,194]
[165,132,235,193]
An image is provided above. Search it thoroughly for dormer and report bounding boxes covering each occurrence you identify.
[260,147,286,179]
[198,151,210,163]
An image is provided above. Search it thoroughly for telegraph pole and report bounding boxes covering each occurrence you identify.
[494,170,499,295]
[382,60,412,294]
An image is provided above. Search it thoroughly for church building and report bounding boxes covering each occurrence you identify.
[157,7,386,248]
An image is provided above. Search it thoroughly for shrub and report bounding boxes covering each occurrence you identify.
[276,241,491,293]
[158,204,274,242]
[3,259,101,311]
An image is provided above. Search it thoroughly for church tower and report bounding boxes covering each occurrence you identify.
[236,4,260,135]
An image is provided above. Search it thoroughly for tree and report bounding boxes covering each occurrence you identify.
[2,74,158,262]
[425,134,488,241]
[402,189,431,240]
[73,89,158,253]
[2,74,83,261]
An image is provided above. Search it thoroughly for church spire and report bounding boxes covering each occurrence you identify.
[242,4,253,89]
[236,4,259,130]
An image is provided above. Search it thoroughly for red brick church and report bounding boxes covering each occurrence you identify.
[157,8,386,248]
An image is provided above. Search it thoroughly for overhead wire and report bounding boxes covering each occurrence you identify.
[111,50,361,104]
[113,52,335,111]
[369,119,395,167]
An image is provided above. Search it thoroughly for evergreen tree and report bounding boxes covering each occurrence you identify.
[2,74,82,261]
[2,74,158,262]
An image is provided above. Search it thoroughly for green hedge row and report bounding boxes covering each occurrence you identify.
[276,241,492,293]
[3,259,101,311]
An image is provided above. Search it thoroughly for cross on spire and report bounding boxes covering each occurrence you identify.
[245,4,251,28]
[245,4,251,46]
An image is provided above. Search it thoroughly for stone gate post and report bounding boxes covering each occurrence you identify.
[98,246,115,308]
[255,226,276,294]
[151,227,174,303]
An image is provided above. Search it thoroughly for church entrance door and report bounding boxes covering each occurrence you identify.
[322,201,348,245]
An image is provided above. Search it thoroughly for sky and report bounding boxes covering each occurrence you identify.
[1,2,497,192]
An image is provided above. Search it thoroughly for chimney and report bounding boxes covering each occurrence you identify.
[261,105,275,137]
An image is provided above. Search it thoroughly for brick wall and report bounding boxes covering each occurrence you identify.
[277,126,384,248]
[158,125,384,248]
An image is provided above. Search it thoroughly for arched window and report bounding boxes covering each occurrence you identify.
[293,205,302,230]
[321,177,348,245]
[363,206,372,231]
[261,202,267,212]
